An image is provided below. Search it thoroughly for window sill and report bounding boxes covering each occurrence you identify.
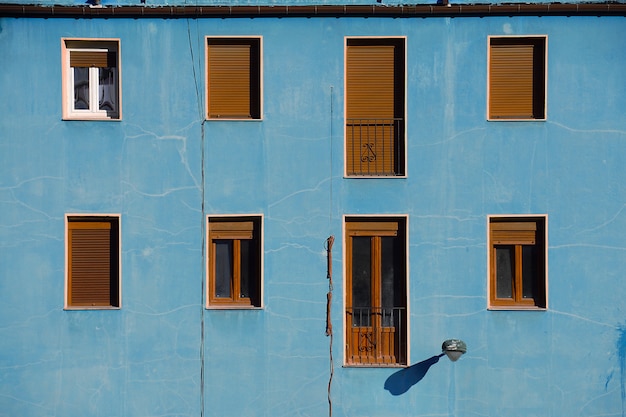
[64,306,121,310]
[205,118,263,122]
[488,305,547,311]
[487,118,546,122]
[63,116,121,121]
[206,305,263,310]
[344,174,407,179]
[343,363,408,368]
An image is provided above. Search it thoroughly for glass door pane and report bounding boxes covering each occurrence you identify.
[352,236,371,327]
[380,235,401,327]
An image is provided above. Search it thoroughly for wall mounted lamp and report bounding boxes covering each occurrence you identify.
[442,339,467,362]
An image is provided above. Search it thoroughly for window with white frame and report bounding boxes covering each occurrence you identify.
[62,39,120,120]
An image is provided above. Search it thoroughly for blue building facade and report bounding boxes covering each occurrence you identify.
[1,1,626,416]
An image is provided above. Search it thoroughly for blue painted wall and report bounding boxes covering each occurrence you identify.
[1,11,626,417]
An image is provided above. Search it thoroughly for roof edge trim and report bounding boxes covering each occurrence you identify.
[1,2,625,18]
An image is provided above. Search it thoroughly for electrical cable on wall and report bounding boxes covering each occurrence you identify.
[325,85,335,417]
[325,235,335,417]
[186,16,206,417]
[199,120,206,417]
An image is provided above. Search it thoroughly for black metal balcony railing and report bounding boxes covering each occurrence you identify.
[345,306,407,365]
[348,306,405,327]
[346,118,403,176]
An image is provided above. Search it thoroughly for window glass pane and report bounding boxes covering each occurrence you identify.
[495,245,514,299]
[73,67,90,110]
[99,67,116,111]
[381,236,400,327]
[239,239,254,299]
[352,236,371,327]
[214,240,233,298]
[522,245,535,299]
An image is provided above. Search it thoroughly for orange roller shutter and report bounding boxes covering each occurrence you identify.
[208,43,252,118]
[68,221,114,307]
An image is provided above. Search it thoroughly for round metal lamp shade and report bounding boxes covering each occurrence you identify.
[442,339,467,362]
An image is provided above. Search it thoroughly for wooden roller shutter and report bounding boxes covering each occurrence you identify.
[68,219,119,307]
[490,221,537,245]
[207,39,260,119]
[345,220,399,236]
[209,220,254,240]
[70,51,116,68]
[346,40,403,175]
[346,44,395,120]
[489,38,545,119]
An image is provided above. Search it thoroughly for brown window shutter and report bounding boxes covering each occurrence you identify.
[346,44,395,120]
[208,41,259,119]
[345,220,399,236]
[489,38,545,119]
[70,50,116,68]
[346,40,403,175]
[491,221,537,245]
[68,220,116,307]
[209,220,254,239]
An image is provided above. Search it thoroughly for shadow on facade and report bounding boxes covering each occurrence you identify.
[384,353,445,396]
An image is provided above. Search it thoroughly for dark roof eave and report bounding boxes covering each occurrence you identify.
[1,2,625,18]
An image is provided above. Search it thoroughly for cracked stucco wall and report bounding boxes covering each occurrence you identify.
[1,14,626,417]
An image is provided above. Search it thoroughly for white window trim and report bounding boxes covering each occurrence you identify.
[486,214,549,310]
[64,213,122,310]
[204,35,264,121]
[486,35,548,122]
[343,36,408,178]
[205,213,264,309]
[342,214,410,366]
[61,38,122,121]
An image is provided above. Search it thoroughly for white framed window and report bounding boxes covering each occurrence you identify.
[62,39,121,120]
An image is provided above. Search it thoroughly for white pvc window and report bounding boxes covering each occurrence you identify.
[62,39,121,120]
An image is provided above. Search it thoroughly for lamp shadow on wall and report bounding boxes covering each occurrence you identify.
[384,353,445,396]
